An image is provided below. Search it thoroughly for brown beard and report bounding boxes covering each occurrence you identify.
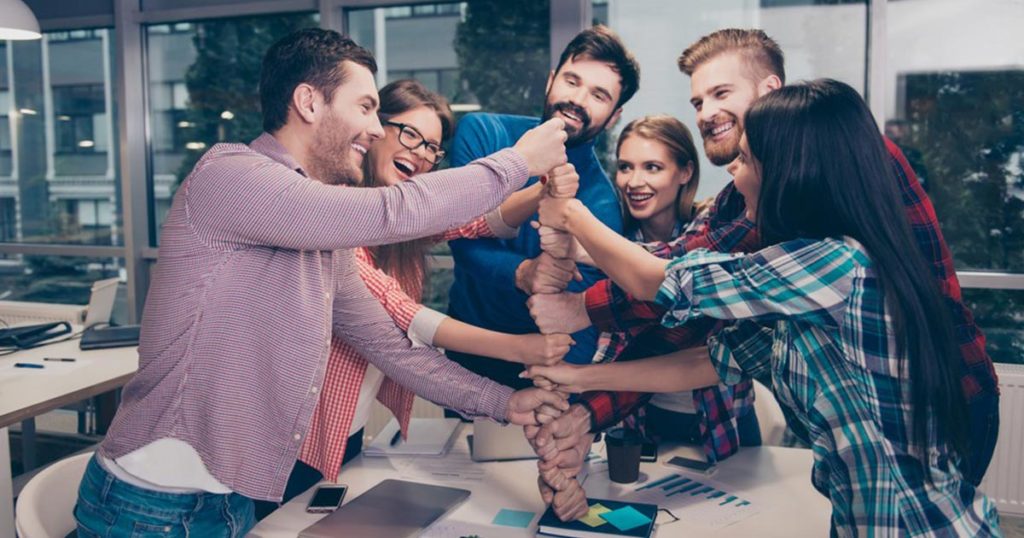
[307,109,363,186]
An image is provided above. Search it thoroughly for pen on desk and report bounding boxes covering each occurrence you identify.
[43,357,76,362]
[14,363,44,369]
[389,429,402,447]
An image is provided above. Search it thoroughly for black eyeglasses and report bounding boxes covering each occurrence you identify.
[384,120,446,165]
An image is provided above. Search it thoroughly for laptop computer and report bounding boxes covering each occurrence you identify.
[83,277,120,328]
[298,479,470,538]
[468,418,538,462]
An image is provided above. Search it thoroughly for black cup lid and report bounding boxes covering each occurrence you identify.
[605,427,643,446]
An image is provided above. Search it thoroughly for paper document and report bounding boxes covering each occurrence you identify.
[391,437,488,484]
[364,417,461,457]
[630,472,768,529]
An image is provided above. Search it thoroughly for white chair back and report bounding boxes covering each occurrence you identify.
[15,451,93,538]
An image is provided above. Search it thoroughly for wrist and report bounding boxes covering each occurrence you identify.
[563,199,586,233]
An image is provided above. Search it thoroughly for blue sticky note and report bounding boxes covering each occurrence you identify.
[600,505,652,532]
[492,508,535,528]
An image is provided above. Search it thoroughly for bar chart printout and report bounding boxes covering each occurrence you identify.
[630,473,767,529]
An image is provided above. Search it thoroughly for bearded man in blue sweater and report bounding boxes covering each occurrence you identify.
[447,26,641,389]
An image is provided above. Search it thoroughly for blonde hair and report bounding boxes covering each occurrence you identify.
[678,29,785,84]
[615,115,701,236]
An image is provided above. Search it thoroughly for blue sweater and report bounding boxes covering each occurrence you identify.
[447,113,623,380]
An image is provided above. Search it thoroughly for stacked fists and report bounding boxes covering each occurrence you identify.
[515,134,593,521]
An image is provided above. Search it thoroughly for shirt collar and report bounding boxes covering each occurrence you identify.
[250,132,308,177]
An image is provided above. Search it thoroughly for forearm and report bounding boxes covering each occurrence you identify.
[576,347,719,393]
[332,250,513,420]
[433,317,524,363]
[565,205,668,301]
[498,182,544,228]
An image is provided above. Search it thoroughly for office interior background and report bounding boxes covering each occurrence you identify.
[0,0,1021,522]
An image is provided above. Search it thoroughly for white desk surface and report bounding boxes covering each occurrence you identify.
[251,426,831,537]
[0,330,139,427]
[1,330,138,536]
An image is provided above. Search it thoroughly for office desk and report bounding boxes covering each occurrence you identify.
[0,334,138,536]
[251,427,831,537]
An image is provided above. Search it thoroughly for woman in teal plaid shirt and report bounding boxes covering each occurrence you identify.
[527,79,1000,536]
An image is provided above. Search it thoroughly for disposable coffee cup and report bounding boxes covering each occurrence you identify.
[605,427,642,483]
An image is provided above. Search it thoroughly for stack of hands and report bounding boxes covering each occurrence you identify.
[510,141,596,521]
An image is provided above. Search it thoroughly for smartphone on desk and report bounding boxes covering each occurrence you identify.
[306,484,348,514]
[641,439,658,462]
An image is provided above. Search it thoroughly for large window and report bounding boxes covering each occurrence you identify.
[145,13,320,236]
[885,0,1024,362]
[0,29,119,247]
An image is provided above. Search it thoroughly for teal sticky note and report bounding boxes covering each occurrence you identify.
[600,505,652,532]
[492,508,535,528]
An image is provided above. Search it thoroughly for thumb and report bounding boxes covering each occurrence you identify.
[535,387,570,410]
[574,268,583,282]
[531,220,541,230]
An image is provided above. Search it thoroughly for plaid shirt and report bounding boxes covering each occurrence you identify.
[658,238,999,536]
[580,183,760,463]
[580,140,999,458]
[586,213,759,463]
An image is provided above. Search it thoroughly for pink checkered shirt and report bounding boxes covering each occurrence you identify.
[100,133,526,501]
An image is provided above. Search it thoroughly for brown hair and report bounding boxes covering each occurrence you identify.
[677,28,785,84]
[364,79,455,298]
[556,25,641,109]
[260,28,377,133]
[615,115,701,237]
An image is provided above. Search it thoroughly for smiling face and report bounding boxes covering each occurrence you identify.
[367,105,443,186]
[726,134,761,220]
[689,52,765,167]
[306,61,384,185]
[615,134,693,226]
[541,56,622,147]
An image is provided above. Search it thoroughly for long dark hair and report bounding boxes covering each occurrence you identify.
[615,115,701,238]
[744,79,968,461]
[364,79,454,297]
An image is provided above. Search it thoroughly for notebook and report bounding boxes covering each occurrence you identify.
[299,479,470,538]
[537,498,658,538]
[363,417,461,457]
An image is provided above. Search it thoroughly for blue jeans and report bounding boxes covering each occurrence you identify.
[75,455,255,537]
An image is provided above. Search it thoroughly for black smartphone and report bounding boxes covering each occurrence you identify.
[640,439,658,462]
[306,484,348,514]
[666,455,715,474]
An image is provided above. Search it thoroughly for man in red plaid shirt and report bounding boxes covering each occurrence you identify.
[528,30,999,515]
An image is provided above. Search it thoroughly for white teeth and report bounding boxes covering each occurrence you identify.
[710,122,734,136]
[393,159,415,175]
[561,111,580,122]
[351,143,367,155]
[628,192,654,202]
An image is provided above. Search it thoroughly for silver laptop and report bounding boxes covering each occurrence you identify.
[299,479,470,538]
[468,419,538,462]
[84,277,119,328]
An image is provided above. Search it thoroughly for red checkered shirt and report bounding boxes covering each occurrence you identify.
[299,217,495,480]
[579,140,998,460]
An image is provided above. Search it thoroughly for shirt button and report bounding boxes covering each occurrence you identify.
[294,433,302,441]
[310,386,319,394]
[324,292,330,300]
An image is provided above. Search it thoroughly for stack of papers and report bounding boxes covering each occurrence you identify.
[364,418,461,457]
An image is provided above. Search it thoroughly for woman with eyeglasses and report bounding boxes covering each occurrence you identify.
[254,79,578,518]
